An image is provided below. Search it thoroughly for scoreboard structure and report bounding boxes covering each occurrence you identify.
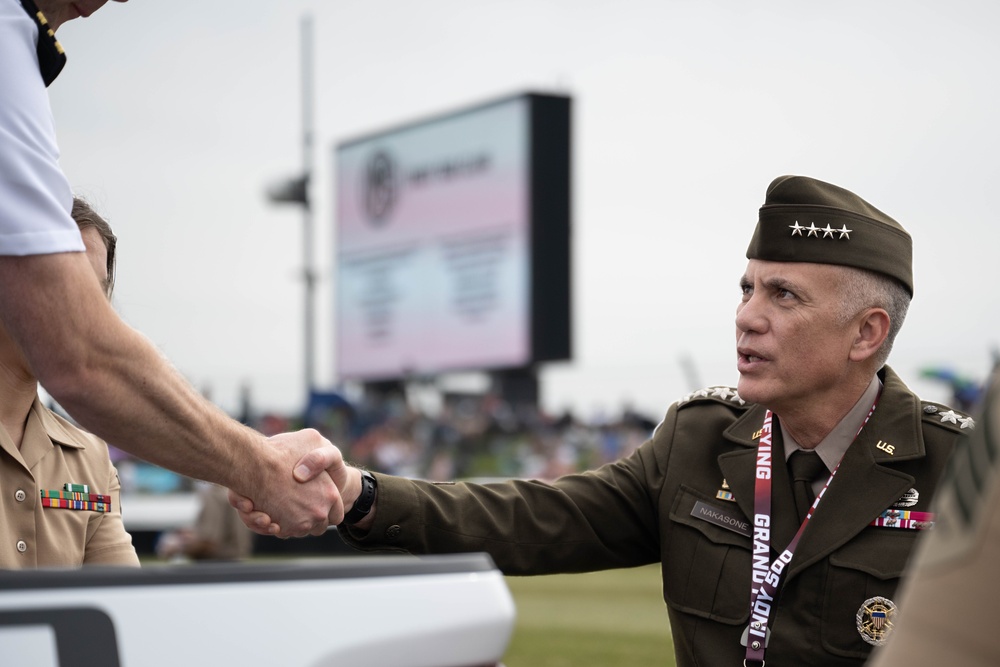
[334,92,571,384]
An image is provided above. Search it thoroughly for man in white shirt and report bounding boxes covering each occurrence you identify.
[0,0,347,538]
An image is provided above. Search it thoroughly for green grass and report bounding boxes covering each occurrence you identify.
[502,564,675,666]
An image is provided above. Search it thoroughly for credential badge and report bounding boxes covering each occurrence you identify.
[856,596,896,646]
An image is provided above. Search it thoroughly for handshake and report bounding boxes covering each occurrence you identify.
[226,429,375,538]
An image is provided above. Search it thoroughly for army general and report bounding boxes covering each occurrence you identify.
[240,175,972,666]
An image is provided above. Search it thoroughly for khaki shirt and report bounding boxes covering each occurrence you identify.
[869,363,1000,667]
[342,367,969,666]
[0,396,139,568]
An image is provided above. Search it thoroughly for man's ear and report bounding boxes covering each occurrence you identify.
[849,308,891,363]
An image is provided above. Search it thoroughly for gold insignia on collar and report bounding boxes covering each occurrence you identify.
[875,440,895,456]
[752,428,763,440]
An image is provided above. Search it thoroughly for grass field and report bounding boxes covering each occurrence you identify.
[501,564,675,666]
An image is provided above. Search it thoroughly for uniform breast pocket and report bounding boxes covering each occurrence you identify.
[821,529,918,659]
[664,485,752,624]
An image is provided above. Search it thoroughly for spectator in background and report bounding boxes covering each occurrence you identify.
[0,197,138,568]
[156,482,254,562]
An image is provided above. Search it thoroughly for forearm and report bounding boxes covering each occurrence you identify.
[0,252,269,496]
[60,326,266,494]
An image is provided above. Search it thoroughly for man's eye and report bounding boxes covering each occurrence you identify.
[777,288,795,299]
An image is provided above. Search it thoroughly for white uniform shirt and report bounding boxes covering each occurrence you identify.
[0,0,84,256]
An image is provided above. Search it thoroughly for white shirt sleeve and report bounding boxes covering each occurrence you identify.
[0,0,84,256]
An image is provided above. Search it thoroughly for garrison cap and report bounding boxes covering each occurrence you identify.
[746,175,913,296]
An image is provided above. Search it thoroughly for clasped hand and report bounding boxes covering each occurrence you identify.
[228,429,349,538]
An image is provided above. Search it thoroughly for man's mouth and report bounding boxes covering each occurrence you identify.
[737,348,769,366]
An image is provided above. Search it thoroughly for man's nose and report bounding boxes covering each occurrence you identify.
[735,295,765,334]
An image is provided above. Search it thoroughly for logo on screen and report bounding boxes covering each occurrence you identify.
[362,150,398,225]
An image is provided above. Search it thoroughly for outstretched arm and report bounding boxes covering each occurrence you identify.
[0,250,338,537]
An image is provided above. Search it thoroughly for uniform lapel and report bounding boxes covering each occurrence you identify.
[719,410,819,555]
[718,405,766,524]
[785,376,923,580]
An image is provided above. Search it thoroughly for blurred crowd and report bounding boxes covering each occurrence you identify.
[109,389,660,495]
[314,391,658,483]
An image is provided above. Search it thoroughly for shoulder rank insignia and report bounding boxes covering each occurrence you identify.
[677,386,747,408]
[920,402,975,432]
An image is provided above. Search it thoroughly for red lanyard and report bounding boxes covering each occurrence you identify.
[744,400,878,666]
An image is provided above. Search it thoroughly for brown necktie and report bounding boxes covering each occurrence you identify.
[789,450,827,523]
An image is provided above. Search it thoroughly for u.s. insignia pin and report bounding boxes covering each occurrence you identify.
[856,596,896,646]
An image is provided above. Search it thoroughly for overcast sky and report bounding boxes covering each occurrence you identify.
[48,0,1000,421]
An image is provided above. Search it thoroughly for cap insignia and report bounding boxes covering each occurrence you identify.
[788,221,852,240]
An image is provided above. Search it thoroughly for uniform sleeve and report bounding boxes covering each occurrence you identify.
[0,0,84,256]
[339,427,668,575]
[83,461,140,567]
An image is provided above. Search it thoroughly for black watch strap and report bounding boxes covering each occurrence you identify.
[341,470,377,526]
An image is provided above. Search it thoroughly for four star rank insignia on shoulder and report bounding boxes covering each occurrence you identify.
[677,385,746,407]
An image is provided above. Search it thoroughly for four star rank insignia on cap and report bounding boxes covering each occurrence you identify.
[789,221,853,240]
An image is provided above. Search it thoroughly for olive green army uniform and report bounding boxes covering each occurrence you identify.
[0,396,139,568]
[342,366,967,666]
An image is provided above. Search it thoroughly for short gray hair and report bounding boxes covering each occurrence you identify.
[837,266,911,368]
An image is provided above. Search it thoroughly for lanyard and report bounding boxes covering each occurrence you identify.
[744,400,879,666]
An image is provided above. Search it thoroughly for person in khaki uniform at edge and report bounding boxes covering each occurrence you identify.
[236,175,973,666]
[869,359,1000,667]
[0,197,138,568]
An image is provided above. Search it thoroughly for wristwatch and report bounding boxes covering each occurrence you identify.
[341,470,377,526]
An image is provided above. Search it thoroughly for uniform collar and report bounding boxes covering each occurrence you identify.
[11,396,85,470]
[723,367,925,462]
[781,374,882,472]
